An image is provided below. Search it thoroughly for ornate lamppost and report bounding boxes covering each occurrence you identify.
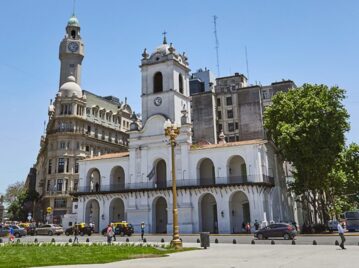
[164,119,182,249]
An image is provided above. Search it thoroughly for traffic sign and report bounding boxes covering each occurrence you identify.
[47,207,52,213]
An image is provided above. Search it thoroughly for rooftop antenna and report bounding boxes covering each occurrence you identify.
[245,46,250,81]
[162,31,167,44]
[213,15,220,77]
[72,0,76,16]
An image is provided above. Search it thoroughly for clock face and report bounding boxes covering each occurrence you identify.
[68,42,79,52]
[154,97,162,106]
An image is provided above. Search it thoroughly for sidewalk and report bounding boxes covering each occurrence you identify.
[37,243,359,268]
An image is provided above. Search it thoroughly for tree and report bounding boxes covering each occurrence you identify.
[264,84,350,223]
[5,181,39,221]
[4,181,25,204]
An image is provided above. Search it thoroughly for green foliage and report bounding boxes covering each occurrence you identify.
[0,243,192,268]
[5,181,39,221]
[264,84,350,222]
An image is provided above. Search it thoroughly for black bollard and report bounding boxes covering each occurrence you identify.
[313,240,317,245]
[271,240,275,245]
[86,238,90,243]
[180,238,182,242]
[51,238,55,243]
[143,238,147,243]
[0,238,3,243]
[126,238,129,242]
[197,238,200,243]
[251,239,255,245]
[17,239,21,243]
[34,238,38,243]
[232,239,237,244]
[69,238,72,243]
[335,240,339,246]
[215,238,218,244]
[161,238,164,243]
[292,240,296,245]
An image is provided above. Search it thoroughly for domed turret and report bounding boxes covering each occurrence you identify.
[68,15,80,27]
[59,75,82,97]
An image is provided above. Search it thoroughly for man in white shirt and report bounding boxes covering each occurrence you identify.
[337,222,346,249]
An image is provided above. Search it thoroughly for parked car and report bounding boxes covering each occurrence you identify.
[101,221,134,237]
[65,223,93,236]
[1,225,27,238]
[35,224,64,236]
[254,223,297,240]
[0,227,9,237]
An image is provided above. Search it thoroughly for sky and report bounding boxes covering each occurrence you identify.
[0,0,358,194]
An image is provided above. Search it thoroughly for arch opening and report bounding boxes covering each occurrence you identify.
[199,193,218,233]
[109,198,125,223]
[153,72,163,93]
[110,166,125,190]
[87,168,101,192]
[179,74,184,94]
[85,199,100,232]
[198,158,215,186]
[229,191,251,233]
[155,159,167,188]
[152,197,168,233]
[228,155,247,183]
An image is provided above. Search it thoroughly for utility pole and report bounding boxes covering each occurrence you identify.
[213,15,220,77]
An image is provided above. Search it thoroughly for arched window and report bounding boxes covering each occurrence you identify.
[179,74,184,94]
[71,30,76,39]
[153,72,163,93]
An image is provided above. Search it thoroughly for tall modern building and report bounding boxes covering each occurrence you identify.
[32,15,134,223]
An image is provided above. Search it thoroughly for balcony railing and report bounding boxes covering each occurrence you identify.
[74,174,275,193]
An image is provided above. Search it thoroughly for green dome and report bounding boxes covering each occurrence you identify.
[68,15,80,27]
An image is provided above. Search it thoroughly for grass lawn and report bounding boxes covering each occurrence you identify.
[0,243,194,268]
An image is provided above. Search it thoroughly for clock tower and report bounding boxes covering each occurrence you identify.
[140,35,191,126]
[59,14,84,87]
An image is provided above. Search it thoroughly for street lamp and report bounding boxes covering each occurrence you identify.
[164,119,182,249]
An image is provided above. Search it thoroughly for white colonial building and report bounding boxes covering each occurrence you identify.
[75,37,294,234]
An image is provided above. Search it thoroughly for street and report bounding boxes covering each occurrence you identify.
[17,233,359,245]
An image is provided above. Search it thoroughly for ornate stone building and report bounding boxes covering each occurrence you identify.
[33,15,133,223]
[74,37,294,234]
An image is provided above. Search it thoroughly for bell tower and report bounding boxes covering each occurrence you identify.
[59,14,84,87]
[140,35,191,126]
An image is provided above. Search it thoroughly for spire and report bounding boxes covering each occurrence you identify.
[162,31,167,44]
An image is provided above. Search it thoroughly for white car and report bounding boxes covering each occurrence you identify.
[35,224,64,236]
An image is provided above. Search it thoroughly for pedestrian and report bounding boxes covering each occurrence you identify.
[106,224,113,244]
[9,226,15,242]
[242,222,246,232]
[337,221,346,249]
[95,182,99,192]
[141,222,145,241]
[245,222,251,234]
[73,223,79,243]
[292,221,298,231]
[111,223,116,241]
[254,220,260,231]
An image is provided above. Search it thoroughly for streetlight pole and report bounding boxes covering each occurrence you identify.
[164,119,182,249]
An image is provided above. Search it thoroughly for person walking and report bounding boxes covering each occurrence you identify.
[337,222,346,249]
[254,220,260,231]
[9,226,14,242]
[140,222,145,241]
[111,223,116,242]
[245,222,251,234]
[73,223,79,243]
[106,224,113,244]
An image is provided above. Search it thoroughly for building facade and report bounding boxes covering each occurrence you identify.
[74,38,294,234]
[32,15,133,223]
[191,71,295,143]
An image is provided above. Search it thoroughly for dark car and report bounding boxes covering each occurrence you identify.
[0,227,9,237]
[254,223,297,240]
[101,222,134,237]
[65,223,93,236]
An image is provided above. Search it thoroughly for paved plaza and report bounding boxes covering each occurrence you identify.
[35,243,359,268]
